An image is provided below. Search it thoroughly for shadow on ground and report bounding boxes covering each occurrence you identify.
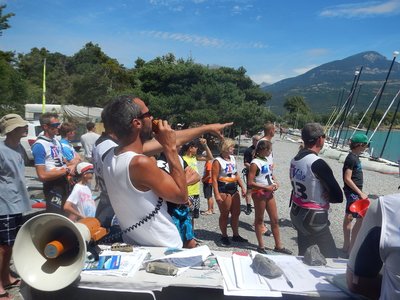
[195,228,259,251]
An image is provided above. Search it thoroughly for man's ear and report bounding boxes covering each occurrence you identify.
[316,136,324,148]
[131,118,142,129]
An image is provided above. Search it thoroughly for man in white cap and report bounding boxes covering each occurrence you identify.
[0,113,31,297]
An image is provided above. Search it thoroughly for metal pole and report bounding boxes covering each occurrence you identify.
[341,84,363,147]
[379,91,400,158]
[366,51,398,134]
[334,69,361,148]
[350,86,382,139]
[42,58,46,113]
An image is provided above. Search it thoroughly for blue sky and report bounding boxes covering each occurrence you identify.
[1,0,400,84]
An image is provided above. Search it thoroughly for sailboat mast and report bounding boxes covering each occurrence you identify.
[334,69,361,148]
[379,89,400,158]
[366,51,398,134]
[341,84,363,147]
[350,86,382,139]
[369,89,400,143]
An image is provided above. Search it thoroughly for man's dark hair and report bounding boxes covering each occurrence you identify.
[180,139,199,155]
[86,122,95,131]
[59,122,76,138]
[255,139,272,154]
[39,112,58,127]
[102,95,141,140]
[301,123,325,148]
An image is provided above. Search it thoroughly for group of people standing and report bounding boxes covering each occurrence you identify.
[0,95,398,298]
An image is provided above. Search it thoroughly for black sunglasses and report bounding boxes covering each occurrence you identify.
[138,111,152,119]
[48,122,61,128]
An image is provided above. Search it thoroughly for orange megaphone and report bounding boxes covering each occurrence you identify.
[349,198,370,218]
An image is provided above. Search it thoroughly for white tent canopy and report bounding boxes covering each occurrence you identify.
[25,104,103,123]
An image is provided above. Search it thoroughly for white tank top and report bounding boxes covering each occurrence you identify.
[379,193,400,299]
[251,156,274,186]
[215,155,237,182]
[32,137,65,170]
[290,153,328,209]
[103,150,182,248]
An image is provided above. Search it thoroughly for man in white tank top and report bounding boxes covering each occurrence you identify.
[102,96,189,248]
[347,193,400,299]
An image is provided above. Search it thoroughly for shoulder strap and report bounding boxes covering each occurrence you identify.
[101,147,115,162]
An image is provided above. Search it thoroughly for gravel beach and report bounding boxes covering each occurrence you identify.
[192,136,400,256]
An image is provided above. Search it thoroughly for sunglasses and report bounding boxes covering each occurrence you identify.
[138,111,152,119]
[48,122,61,128]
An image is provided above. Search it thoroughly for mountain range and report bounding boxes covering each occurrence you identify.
[262,51,400,115]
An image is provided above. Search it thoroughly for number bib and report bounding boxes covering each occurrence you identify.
[251,156,274,186]
[289,153,329,209]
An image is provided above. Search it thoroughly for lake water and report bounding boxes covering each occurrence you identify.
[328,129,400,163]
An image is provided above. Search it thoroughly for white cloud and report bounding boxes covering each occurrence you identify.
[293,65,317,75]
[140,30,267,49]
[250,73,287,85]
[148,0,186,12]
[231,3,254,15]
[320,0,400,18]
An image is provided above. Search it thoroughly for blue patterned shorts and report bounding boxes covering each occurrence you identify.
[0,214,23,246]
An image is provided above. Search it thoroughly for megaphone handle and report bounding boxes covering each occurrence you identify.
[87,242,102,261]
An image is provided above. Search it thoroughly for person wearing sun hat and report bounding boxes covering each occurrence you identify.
[63,162,96,221]
[0,113,31,297]
[341,133,369,257]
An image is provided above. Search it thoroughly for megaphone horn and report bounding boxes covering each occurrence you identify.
[13,213,93,291]
[349,198,371,218]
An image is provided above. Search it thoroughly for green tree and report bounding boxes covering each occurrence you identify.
[18,48,71,104]
[134,54,273,132]
[0,53,28,116]
[283,96,312,128]
[283,96,310,114]
[0,4,15,36]
[68,42,130,106]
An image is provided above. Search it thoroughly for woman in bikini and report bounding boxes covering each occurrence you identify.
[248,139,292,254]
[212,138,247,246]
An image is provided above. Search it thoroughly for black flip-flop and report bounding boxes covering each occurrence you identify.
[0,291,9,299]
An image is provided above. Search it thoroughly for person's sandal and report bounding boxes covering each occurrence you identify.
[221,236,231,246]
[264,229,273,236]
[273,247,293,255]
[257,247,268,254]
[232,235,248,243]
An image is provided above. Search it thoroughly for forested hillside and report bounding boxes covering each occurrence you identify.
[0,43,275,135]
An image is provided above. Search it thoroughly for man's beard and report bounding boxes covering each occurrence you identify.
[140,125,153,143]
